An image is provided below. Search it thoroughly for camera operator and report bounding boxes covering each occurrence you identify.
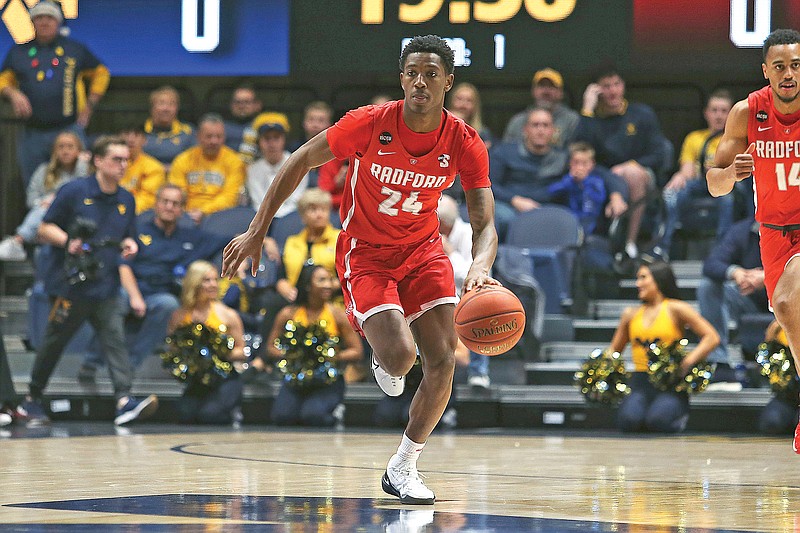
[78,183,230,380]
[24,136,158,426]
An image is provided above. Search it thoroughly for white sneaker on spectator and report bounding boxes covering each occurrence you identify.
[371,354,405,397]
[382,454,435,505]
[0,412,11,427]
[0,236,26,261]
[468,374,491,390]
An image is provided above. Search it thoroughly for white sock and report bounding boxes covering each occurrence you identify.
[392,433,425,466]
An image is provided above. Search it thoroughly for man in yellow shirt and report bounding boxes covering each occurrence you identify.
[120,124,166,214]
[169,113,246,224]
[656,90,735,259]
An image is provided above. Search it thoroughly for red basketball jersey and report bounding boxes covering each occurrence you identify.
[326,100,490,245]
[748,86,800,225]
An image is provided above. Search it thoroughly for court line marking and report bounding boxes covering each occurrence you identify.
[170,440,800,491]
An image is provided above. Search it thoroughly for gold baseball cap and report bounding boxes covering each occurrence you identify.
[254,112,290,135]
[532,68,563,88]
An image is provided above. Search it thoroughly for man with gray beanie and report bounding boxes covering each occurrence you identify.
[0,1,109,186]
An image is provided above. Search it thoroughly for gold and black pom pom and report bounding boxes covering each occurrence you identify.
[574,349,631,403]
[647,339,712,394]
[275,320,340,389]
[160,323,234,388]
[756,340,799,401]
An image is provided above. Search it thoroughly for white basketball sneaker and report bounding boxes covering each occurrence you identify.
[371,354,405,397]
[382,455,435,505]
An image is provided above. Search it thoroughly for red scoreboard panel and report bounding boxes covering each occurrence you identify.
[633,0,800,74]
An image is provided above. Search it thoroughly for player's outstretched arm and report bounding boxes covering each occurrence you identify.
[707,100,752,197]
[222,132,335,279]
[463,186,500,292]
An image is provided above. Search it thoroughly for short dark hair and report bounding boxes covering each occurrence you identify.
[91,135,126,159]
[641,260,681,300]
[763,29,800,61]
[118,122,146,135]
[399,35,455,75]
[592,61,622,83]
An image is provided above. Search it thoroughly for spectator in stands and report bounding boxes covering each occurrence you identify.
[0,131,88,261]
[758,321,799,435]
[438,195,490,389]
[246,112,308,218]
[289,100,334,152]
[168,260,246,425]
[288,101,334,187]
[657,90,735,259]
[169,113,246,224]
[77,183,229,381]
[490,108,567,239]
[23,136,158,427]
[608,261,719,433]
[548,142,607,236]
[317,159,347,210]
[0,0,108,186]
[223,84,263,162]
[503,68,579,149]
[266,263,363,426]
[119,123,166,214]
[0,322,29,427]
[575,65,667,260]
[276,188,341,304]
[448,82,493,148]
[698,217,768,387]
[142,85,196,170]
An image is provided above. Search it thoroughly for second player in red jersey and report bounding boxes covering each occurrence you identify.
[222,35,499,503]
[707,29,800,453]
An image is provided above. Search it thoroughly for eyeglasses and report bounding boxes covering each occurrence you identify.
[107,156,128,164]
[232,99,256,105]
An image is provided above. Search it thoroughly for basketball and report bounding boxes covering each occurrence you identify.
[454,285,526,356]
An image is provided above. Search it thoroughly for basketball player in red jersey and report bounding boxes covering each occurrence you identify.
[707,28,800,452]
[222,35,498,502]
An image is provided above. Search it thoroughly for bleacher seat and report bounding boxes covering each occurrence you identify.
[268,211,303,249]
[505,206,583,314]
[200,207,257,239]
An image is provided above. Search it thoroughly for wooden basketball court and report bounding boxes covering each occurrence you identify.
[1,424,798,531]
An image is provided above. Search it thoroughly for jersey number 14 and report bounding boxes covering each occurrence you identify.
[776,162,800,191]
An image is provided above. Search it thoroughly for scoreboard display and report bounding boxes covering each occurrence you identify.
[291,0,800,77]
[0,1,798,77]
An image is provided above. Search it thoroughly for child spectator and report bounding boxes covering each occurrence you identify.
[548,142,607,235]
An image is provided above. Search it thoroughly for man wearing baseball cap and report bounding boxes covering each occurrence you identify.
[0,0,109,186]
[502,67,579,149]
[246,112,309,219]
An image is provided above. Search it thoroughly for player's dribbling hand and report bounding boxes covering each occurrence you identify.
[222,231,264,279]
[733,143,756,181]
[463,271,501,293]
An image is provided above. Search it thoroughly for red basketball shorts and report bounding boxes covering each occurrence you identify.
[335,231,457,335]
[760,225,800,304]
